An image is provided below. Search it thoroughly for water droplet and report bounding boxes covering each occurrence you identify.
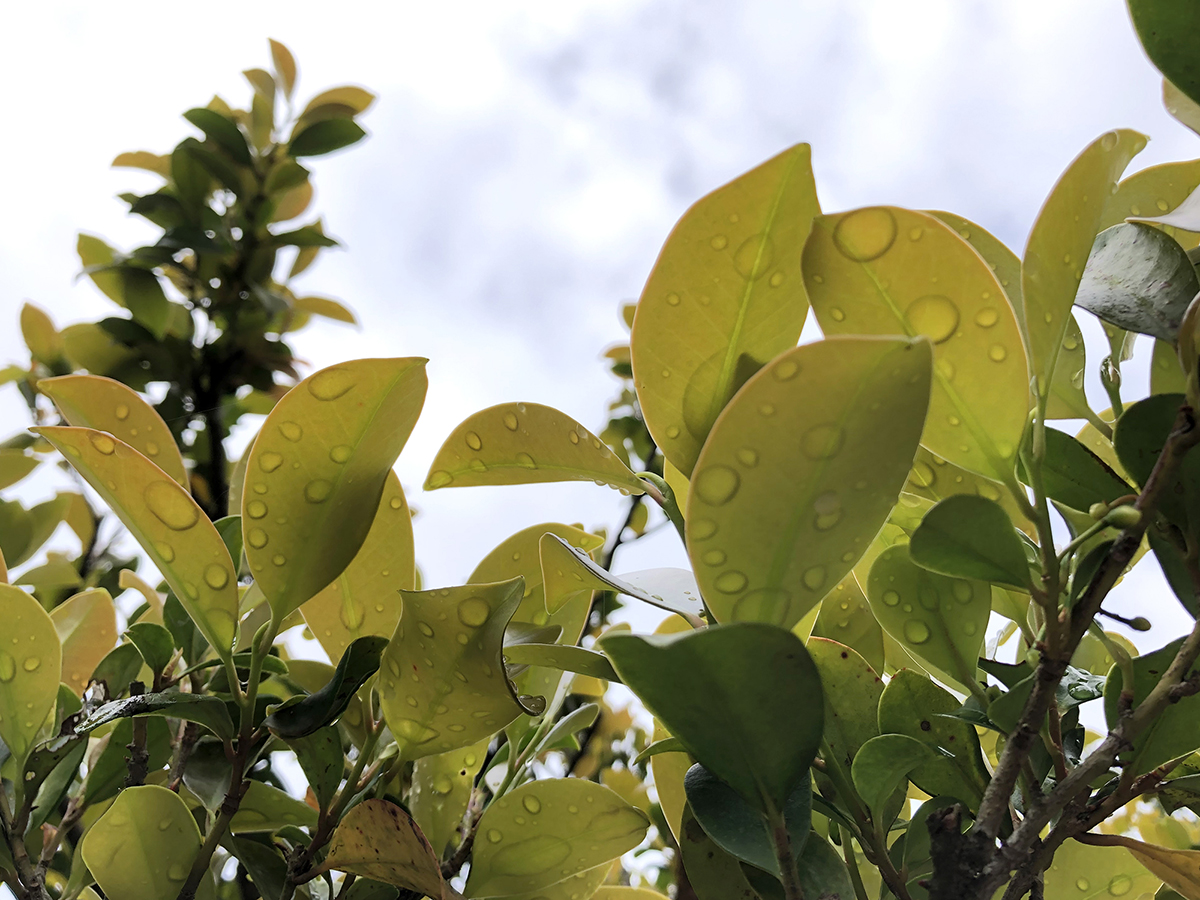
[466,431,483,451]
[830,307,846,322]
[802,566,826,591]
[487,829,504,843]
[503,412,520,431]
[801,424,844,460]
[910,461,936,488]
[144,482,199,531]
[905,295,959,343]
[168,864,187,881]
[330,445,352,464]
[935,358,955,381]
[769,271,785,287]
[1076,879,1090,892]
[813,490,842,531]
[665,425,681,439]
[272,554,286,566]
[89,433,116,455]
[394,718,439,744]
[1108,874,1132,896]
[666,292,681,306]
[735,448,759,468]
[0,655,12,684]
[1101,131,1119,151]
[710,234,728,251]
[694,465,740,506]
[308,367,356,400]
[759,403,776,416]
[21,657,38,672]
[988,344,1008,362]
[568,430,580,445]
[252,482,267,494]
[1156,198,1169,212]
[433,774,454,795]
[904,621,931,644]
[258,452,283,473]
[909,226,923,241]
[155,541,175,563]
[429,470,453,488]
[204,564,229,590]
[691,518,718,540]
[701,549,726,566]
[280,421,303,442]
[774,359,799,381]
[714,570,748,593]
[458,597,490,627]
[963,622,977,636]
[833,207,898,261]
[389,497,403,510]
[523,795,542,814]
[515,452,536,468]
[247,500,267,519]
[733,232,774,278]
[882,590,901,606]
[115,403,130,420]
[145,441,160,456]
[952,580,973,603]
[305,479,333,503]
[247,528,268,549]
[947,415,961,427]
[418,621,435,637]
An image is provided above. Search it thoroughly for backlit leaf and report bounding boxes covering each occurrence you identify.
[242,357,427,618]
[286,726,342,812]
[230,780,318,832]
[20,302,63,365]
[183,108,253,166]
[289,118,367,157]
[808,638,883,770]
[61,322,135,377]
[264,635,386,738]
[1100,835,1200,899]
[1041,838,1159,900]
[909,495,1029,588]
[0,451,38,491]
[812,576,885,674]
[112,151,171,176]
[269,39,296,98]
[651,719,691,844]
[678,803,761,900]
[410,738,489,857]
[300,86,376,117]
[1101,158,1200,255]
[51,588,116,696]
[903,446,1030,536]
[294,294,357,324]
[0,584,61,764]
[35,426,238,656]
[425,402,644,494]
[851,734,931,824]
[687,336,931,630]
[1154,339,1189,395]
[631,143,821,477]
[1105,637,1200,774]
[322,799,445,895]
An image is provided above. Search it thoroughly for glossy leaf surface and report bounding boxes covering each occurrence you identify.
[323,799,445,897]
[851,733,931,824]
[678,803,761,900]
[230,781,319,832]
[77,691,235,742]
[51,588,116,695]
[812,576,885,674]
[1130,2,1200,107]
[265,635,386,738]
[410,738,488,857]
[909,495,1029,589]
[0,583,62,763]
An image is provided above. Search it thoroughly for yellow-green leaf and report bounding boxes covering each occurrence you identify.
[34,426,238,656]
[1166,79,1200,138]
[379,578,531,760]
[112,151,171,177]
[1041,838,1159,900]
[302,471,414,663]
[76,234,125,305]
[1022,130,1146,395]
[686,336,931,630]
[501,866,610,900]
[410,738,489,857]
[294,294,356,325]
[1099,835,1200,898]
[631,143,820,477]
[323,799,445,895]
[651,718,691,845]
[425,402,644,494]
[21,302,63,365]
[593,890,668,899]
[40,374,188,486]
[61,322,136,375]
[805,207,1028,482]
[903,446,1030,535]
[464,779,649,898]
[269,39,297,99]
[230,781,318,832]
[1154,339,1189,395]
[272,180,313,222]
[812,574,885,674]
[81,784,201,900]
[0,451,38,491]
[242,358,427,618]
[51,588,117,695]
[0,584,61,764]
[300,86,376,118]
[1102,157,1200,252]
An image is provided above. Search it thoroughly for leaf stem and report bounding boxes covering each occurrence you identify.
[839,825,870,900]
[765,799,805,900]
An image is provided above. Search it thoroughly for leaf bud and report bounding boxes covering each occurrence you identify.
[1103,505,1142,529]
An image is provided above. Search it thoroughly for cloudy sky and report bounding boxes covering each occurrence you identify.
[0,0,1196,648]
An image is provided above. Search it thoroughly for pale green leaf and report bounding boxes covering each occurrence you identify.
[410,739,489,858]
[811,575,885,674]
[51,588,117,695]
[0,584,61,764]
[230,780,318,832]
[851,733,930,825]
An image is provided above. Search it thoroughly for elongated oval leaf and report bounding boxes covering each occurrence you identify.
[1129,2,1200,107]
[851,733,931,824]
[76,691,235,742]
[1104,637,1200,775]
[1042,837,1159,900]
[807,637,883,769]
[1026,426,1133,512]
[465,779,649,898]
[35,426,238,656]
[242,357,427,617]
[903,446,1031,536]
[323,799,445,896]
[230,781,319,832]
[51,588,116,695]
[503,642,619,682]
[804,207,1027,482]
[410,738,489,857]
[909,495,1029,588]
[1098,834,1200,898]
[1114,393,1200,532]
[812,577,885,674]
[265,635,386,738]
[0,583,61,764]
[287,726,343,812]
[686,336,930,629]
[425,402,644,494]
[631,143,821,477]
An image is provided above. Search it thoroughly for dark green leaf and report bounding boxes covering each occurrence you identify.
[265,635,387,738]
[1150,530,1199,617]
[183,108,253,165]
[1115,394,1200,532]
[289,119,367,157]
[121,269,172,339]
[77,690,235,742]
[851,733,931,824]
[125,622,176,673]
[287,726,343,811]
[1022,427,1133,512]
[909,495,1030,588]
[270,225,339,248]
[90,642,145,697]
[226,837,288,900]
[85,717,172,803]
[1104,637,1200,774]
[1129,2,1200,108]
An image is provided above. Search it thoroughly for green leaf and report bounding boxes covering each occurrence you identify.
[1150,530,1198,617]
[122,268,172,339]
[630,143,820,477]
[1154,339,1189,395]
[302,472,414,663]
[76,690,235,742]
[1022,130,1146,395]
[82,784,201,899]
[410,738,489,857]
[34,426,238,656]
[683,762,811,878]
[286,726,342,812]
[323,800,444,895]
[878,670,990,810]
[534,702,599,755]
[265,635,386,738]
[20,302,62,365]
[227,838,288,900]
[804,207,1028,482]
[812,576,885,674]
[300,86,376,118]
[1027,426,1134,512]
[866,545,990,690]
[289,118,367,157]
[269,39,296,98]
[602,623,822,811]
[183,107,253,165]
[425,402,644,494]
[1105,637,1200,774]
[379,578,534,759]
[85,717,172,804]
[686,336,931,630]
[909,495,1029,588]
[1101,158,1200,249]
[77,233,125,304]
[503,642,619,683]
[464,779,649,898]
[51,588,117,696]
[0,450,38,491]
[1115,393,1199,532]
[242,358,427,618]
[1041,836,1159,899]
[90,642,146,698]
[39,374,188,486]
[1129,2,1200,108]
[294,295,357,325]
[808,637,883,769]
[677,803,762,900]
[0,584,62,765]
[230,781,318,832]
[851,733,931,824]
[125,621,175,673]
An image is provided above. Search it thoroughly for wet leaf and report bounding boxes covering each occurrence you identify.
[805,207,1027,482]
[286,726,342,811]
[0,584,62,764]
[602,623,822,811]
[812,576,885,674]
[77,690,235,742]
[630,143,820,477]
[51,588,116,695]
[1042,837,1158,900]
[465,779,649,898]
[909,495,1029,589]
[1102,158,1200,255]
[81,784,201,900]
[808,638,883,770]
[1022,130,1146,395]
[687,336,931,630]
[425,402,644,494]
[503,642,619,682]
[851,734,931,825]
[499,866,609,900]
[866,545,990,690]
[231,781,318,832]
[1154,339,1189,395]
[39,374,188,486]
[1105,637,1200,774]
[379,579,532,759]
[322,799,445,895]
[410,738,488,857]
[1099,835,1200,898]
[265,635,386,738]
[242,358,427,618]
[302,472,414,662]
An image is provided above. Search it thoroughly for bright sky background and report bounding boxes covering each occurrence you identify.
[1,0,1197,654]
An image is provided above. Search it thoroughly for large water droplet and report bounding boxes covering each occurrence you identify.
[204,564,229,591]
[487,829,504,843]
[882,590,901,607]
[832,207,897,262]
[988,344,1008,362]
[812,491,841,531]
[952,580,973,604]
[144,482,199,531]
[0,652,14,683]
[418,621,435,637]
[666,292,681,306]
[434,774,454,794]
[429,470,453,487]
[90,433,116,455]
[21,656,38,672]
[308,367,356,400]
[904,621,931,644]
[248,528,269,549]
[918,588,939,611]
[694,465,740,506]
[329,445,352,465]
[258,452,284,473]
[905,295,959,343]
[714,570,748,594]
[802,566,826,591]
[465,431,483,451]
[522,795,542,814]
[458,597,490,627]
[801,424,844,460]
[305,479,333,503]
[733,232,774,279]
[910,461,935,488]
[1076,878,1090,892]
[155,541,175,563]
[280,421,303,442]
[691,518,718,540]
[247,500,267,519]
[515,452,536,468]
[168,864,188,881]
[773,358,799,381]
[1107,874,1132,896]
[503,412,519,431]
[701,549,726,567]
[115,403,130,421]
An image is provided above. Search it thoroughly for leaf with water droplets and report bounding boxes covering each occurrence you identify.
[465,779,649,898]
[851,733,931,826]
[812,575,885,674]
[866,545,990,692]
[379,578,534,760]
[1090,834,1200,899]
[630,143,821,478]
[321,799,447,896]
[902,446,1031,537]
[1102,157,1200,252]
[81,784,201,900]
[805,206,1028,482]
[1154,339,1189,395]
[34,425,239,657]
[410,737,489,858]
[1022,130,1146,395]
[497,866,610,900]
[39,374,188,486]
[424,402,644,494]
[686,336,931,630]
[1040,836,1158,900]
[909,495,1030,589]
[302,472,414,662]
[0,583,61,765]
[243,357,427,618]
[808,637,883,770]
[602,623,822,811]
[50,588,116,695]
[265,635,386,738]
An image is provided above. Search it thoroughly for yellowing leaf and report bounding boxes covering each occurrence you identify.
[51,588,117,695]
[804,207,1028,482]
[1023,130,1146,395]
[61,322,136,376]
[76,234,124,305]
[81,784,201,900]
[903,446,1032,536]
[1042,838,1159,900]
[20,302,63,365]
[269,39,297,99]
[300,86,376,117]
[293,294,356,324]
[1092,835,1199,898]
[323,799,445,895]
[112,151,171,177]
[465,779,649,898]
[40,374,188,486]
[687,336,931,629]
[272,180,313,222]
[425,402,644,494]
[0,451,38,491]
[410,738,489,857]
[631,143,821,477]
[651,719,691,844]
[242,358,427,618]
[35,427,237,655]
[379,578,531,760]
[302,472,414,662]
[0,584,61,764]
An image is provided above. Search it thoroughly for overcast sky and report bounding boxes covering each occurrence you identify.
[0,1,1196,650]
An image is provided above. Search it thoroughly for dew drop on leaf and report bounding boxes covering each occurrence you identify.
[694,465,740,506]
[0,653,14,682]
[904,621,931,644]
[307,367,356,401]
[905,295,959,344]
[304,479,333,503]
[89,433,116,455]
[801,424,845,460]
[714,570,748,594]
[144,482,199,531]
[457,597,490,627]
